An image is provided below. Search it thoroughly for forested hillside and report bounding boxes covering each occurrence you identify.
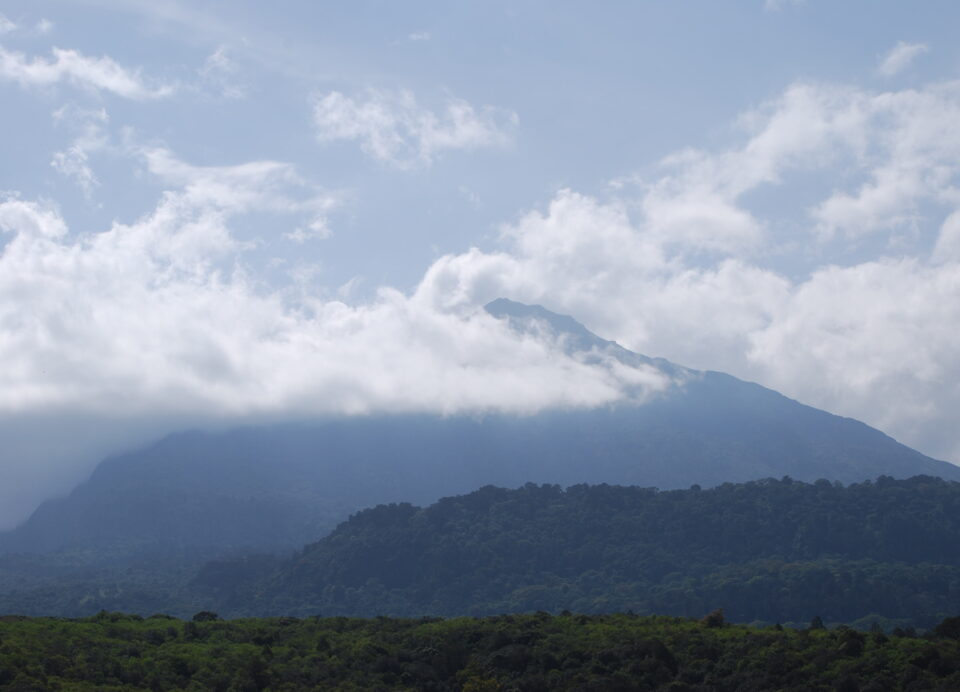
[239,476,960,627]
[2,611,960,690]
[4,476,960,628]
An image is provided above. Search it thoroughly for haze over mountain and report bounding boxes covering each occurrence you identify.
[2,300,956,558]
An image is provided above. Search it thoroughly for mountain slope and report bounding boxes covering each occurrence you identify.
[1,299,958,557]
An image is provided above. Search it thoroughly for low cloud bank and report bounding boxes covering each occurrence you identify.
[0,184,667,528]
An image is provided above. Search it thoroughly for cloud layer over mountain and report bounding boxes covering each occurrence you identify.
[416,77,960,463]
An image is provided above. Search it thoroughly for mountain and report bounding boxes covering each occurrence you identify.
[232,476,960,627]
[1,299,958,558]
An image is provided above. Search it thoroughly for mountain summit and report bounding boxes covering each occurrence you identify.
[485,298,619,353]
[485,297,686,375]
[2,300,958,556]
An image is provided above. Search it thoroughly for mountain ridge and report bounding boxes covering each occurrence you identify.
[1,298,957,557]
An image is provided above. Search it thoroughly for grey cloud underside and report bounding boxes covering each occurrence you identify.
[2,300,955,556]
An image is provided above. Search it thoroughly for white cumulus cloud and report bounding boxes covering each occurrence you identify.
[0,186,666,419]
[808,81,960,239]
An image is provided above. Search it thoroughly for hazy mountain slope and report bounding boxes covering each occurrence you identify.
[486,298,960,484]
[1,300,958,556]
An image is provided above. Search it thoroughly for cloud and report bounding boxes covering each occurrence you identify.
[415,190,791,376]
[0,198,68,238]
[0,155,666,528]
[139,147,338,225]
[417,189,960,465]
[618,82,877,252]
[411,77,960,467]
[312,88,517,168]
[0,13,16,34]
[284,218,332,243]
[0,186,666,418]
[624,79,960,244]
[408,32,430,42]
[50,106,110,199]
[0,13,55,37]
[748,259,960,450]
[51,148,99,199]
[763,0,805,11]
[0,43,175,99]
[808,81,960,239]
[933,211,960,263]
[198,46,247,99]
[878,41,929,77]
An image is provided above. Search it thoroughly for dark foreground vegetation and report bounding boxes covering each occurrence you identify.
[2,611,960,691]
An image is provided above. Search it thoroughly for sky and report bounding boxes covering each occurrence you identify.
[2,0,960,528]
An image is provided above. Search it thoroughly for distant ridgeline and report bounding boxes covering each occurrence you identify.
[1,299,958,560]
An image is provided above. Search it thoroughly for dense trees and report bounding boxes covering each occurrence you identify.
[224,476,960,627]
[1,611,960,690]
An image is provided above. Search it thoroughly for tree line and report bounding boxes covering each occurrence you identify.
[2,610,960,690]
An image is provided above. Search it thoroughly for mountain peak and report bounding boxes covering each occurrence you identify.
[484,298,684,375]
[484,298,615,353]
